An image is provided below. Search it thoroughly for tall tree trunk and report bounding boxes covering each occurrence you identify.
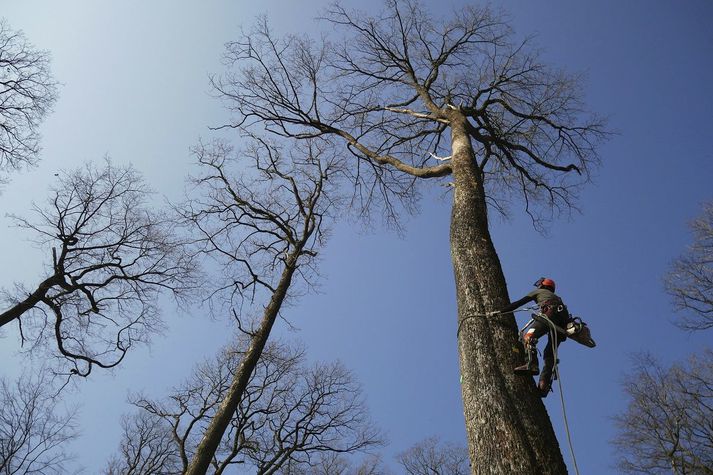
[184,253,299,475]
[449,116,567,474]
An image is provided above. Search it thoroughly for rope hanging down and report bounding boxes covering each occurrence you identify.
[532,313,581,475]
[457,309,582,475]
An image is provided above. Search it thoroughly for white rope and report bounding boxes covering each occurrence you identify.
[541,315,581,475]
[460,307,582,474]
[428,151,452,161]
[456,307,538,337]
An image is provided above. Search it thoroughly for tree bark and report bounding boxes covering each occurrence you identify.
[449,115,567,474]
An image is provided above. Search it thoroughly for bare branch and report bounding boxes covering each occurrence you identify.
[213,1,607,225]
[613,350,713,474]
[0,372,78,474]
[178,137,342,320]
[0,19,57,180]
[276,452,389,475]
[0,159,198,376]
[107,340,383,474]
[172,134,352,473]
[208,2,609,469]
[665,202,713,331]
[397,436,469,475]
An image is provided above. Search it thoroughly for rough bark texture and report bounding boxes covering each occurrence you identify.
[450,117,567,474]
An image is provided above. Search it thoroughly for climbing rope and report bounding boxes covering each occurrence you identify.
[457,307,583,475]
[538,314,581,475]
[456,306,539,337]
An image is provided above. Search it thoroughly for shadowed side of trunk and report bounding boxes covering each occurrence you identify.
[450,118,567,474]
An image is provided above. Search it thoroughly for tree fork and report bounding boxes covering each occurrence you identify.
[449,117,567,474]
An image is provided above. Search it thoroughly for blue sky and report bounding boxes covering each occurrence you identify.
[1,1,712,473]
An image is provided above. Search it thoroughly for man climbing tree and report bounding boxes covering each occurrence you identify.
[212,1,607,472]
[491,277,570,398]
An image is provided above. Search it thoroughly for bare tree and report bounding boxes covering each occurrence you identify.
[170,136,347,473]
[0,373,78,474]
[0,19,57,181]
[665,202,713,331]
[210,1,607,472]
[107,340,382,475]
[0,159,196,376]
[613,350,713,474]
[278,452,389,475]
[104,412,182,475]
[397,437,469,475]
[279,437,468,475]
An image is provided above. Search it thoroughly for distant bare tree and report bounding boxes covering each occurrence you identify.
[0,373,77,474]
[279,437,468,475]
[613,350,713,474]
[278,452,389,475]
[212,1,607,471]
[397,436,469,475]
[665,202,713,331]
[177,136,346,474]
[0,19,57,181]
[107,340,382,475]
[104,412,182,475]
[0,159,196,376]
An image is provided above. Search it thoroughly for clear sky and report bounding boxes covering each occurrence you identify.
[1,1,712,473]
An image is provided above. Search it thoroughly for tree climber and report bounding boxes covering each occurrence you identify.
[491,277,570,397]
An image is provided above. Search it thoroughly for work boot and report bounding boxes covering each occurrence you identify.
[514,348,539,375]
[540,357,556,385]
[538,378,552,398]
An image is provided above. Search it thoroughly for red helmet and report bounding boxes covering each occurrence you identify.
[534,277,556,291]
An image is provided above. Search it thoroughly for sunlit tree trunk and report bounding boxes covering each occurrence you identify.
[450,116,567,474]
